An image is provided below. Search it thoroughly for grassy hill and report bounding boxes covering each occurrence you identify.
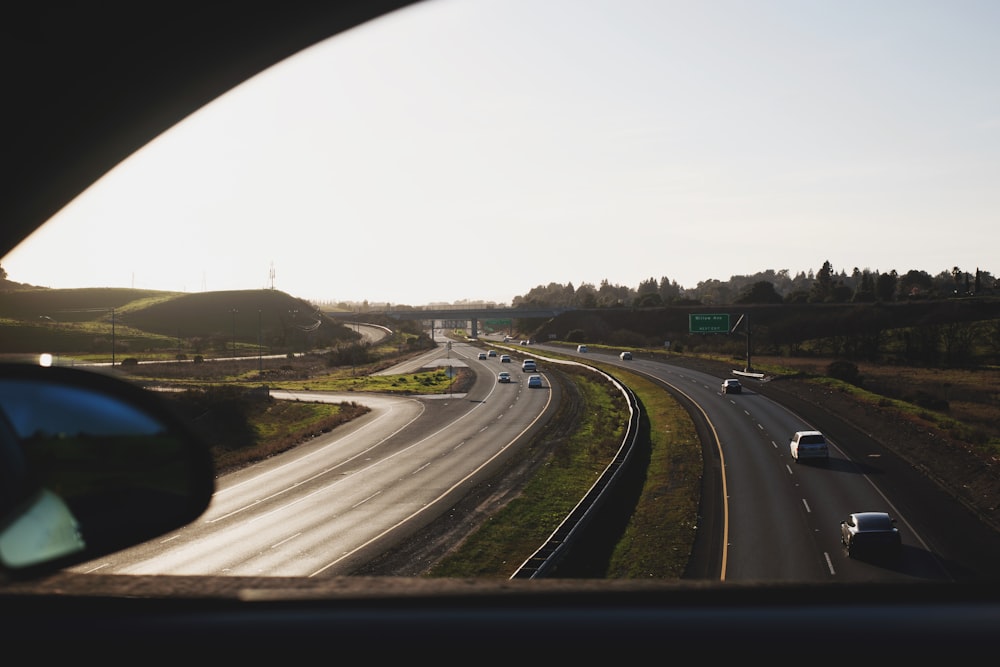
[0,286,359,361]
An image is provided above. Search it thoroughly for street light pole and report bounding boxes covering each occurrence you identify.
[257,309,262,374]
[231,308,238,358]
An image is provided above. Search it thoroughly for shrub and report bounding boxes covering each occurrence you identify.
[904,390,949,412]
[826,360,862,386]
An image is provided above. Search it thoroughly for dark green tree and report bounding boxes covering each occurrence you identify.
[809,260,835,302]
[875,270,898,301]
[735,281,783,304]
[898,269,934,299]
[852,270,876,302]
[634,292,663,308]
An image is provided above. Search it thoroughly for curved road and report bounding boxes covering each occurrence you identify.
[73,337,556,577]
[515,338,984,584]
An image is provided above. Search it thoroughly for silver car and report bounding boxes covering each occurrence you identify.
[841,512,901,560]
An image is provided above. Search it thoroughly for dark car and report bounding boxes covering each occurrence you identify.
[721,379,742,394]
[841,512,902,560]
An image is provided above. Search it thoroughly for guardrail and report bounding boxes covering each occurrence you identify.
[509,360,642,579]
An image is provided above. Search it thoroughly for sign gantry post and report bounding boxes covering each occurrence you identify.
[689,313,758,376]
[730,313,753,373]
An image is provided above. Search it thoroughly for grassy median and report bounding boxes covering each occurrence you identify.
[425,363,702,579]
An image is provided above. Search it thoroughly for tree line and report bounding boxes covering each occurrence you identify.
[511,262,996,309]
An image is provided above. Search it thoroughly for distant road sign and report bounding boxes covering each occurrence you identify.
[689,313,730,333]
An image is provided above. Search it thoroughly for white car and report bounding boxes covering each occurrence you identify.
[527,375,543,388]
[521,359,536,372]
[619,351,632,360]
[499,354,511,363]
[576,345,588,353]
[477,352,487,360]
[497,371,512,383]
[790,430,829,463]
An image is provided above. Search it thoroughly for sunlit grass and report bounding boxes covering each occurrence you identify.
[427,365,630,578]
[262,367,470,395]
[213,400,371,473]
[422,358,708,580]
[604,370,701,579]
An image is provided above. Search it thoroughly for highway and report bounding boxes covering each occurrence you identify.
[72,335,557,577]
[514,338,968,584]
[73,327,992,583]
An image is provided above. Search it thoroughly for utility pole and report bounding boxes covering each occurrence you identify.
[288,309,298,354]
[231,308,239,358]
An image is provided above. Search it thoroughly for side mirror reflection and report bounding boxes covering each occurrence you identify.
[0,364,215,580]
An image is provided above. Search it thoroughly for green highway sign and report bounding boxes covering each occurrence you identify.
[689,313,730,334]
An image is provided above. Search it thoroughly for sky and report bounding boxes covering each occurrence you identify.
[3,0,1000,306]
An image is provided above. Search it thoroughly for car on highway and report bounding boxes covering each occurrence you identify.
[521,359,536,372]
[790,430,829,463]
[499,354,511,363]
[527,375,543,388]
[487,350,498,358]
[721,379,742,394]
[619,351,632,360]
[477,352,488,360]
[576,345,588,353]
[841,512,902,560]
[497,371,512,383]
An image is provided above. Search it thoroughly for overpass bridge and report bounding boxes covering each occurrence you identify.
[322,307,570,338]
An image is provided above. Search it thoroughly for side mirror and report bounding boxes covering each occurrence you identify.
[0,364,214,580]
